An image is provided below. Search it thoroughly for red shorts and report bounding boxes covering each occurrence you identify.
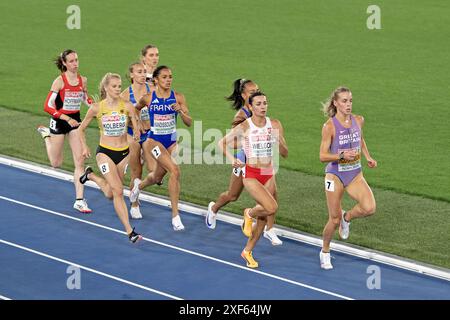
[244,165,274,185]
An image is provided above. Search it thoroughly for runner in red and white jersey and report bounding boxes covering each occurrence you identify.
[37,49,93,213]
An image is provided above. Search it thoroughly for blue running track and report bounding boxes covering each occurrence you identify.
[0,163,449,300]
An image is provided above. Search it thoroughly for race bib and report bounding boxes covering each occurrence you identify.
[99,162,110,175]
[152,113,176,135]
[338,147,362,172]
[49,118,57,131]
[101,112,127,137]
[140,106,150,121]
[62,91,84,111]
[325,179,335,192]
[151,145,162,159]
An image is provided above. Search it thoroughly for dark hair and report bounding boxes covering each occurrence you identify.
[141,44,158,57]
[226,79,254,110]
[54,49,76,72]
[152,65,170,79]
[249,91,266,106]
[127,62,144,84]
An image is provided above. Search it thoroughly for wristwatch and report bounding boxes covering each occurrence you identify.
[339,151,345,161]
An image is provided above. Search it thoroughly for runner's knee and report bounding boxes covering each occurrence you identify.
[361,201,376,216]
[110,186,123,198]
[265,201,278,216]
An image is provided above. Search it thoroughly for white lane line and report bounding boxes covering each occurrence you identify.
[0,239,182,300]
[0,195,353,300]
[2,155,449,282]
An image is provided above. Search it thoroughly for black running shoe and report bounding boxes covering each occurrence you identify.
[79,166,93,184]
[128,227,142,243]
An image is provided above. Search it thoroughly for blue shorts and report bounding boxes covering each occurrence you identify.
[147,131,177,150]
[127,127,150,145]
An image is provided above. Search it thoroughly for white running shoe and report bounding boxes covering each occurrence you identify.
[73,199,92,214]
[172,215,185,231]
[37,125,50,139]
[339,210,350,240]
[263,227,283,246]
[130,206,143,219]
[205,201,217,229]
[320,250,333,270]
[129,178,141,203]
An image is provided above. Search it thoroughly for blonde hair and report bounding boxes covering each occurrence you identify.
[99,73,121,100]
[322,86,351,117]
[127,62,144,84]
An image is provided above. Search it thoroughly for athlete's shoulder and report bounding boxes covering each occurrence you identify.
[174,91,185,100]
[322,118,334,133]
[353,114,365,126]
[269,118,282,128]
[120,87,130,100]
[51,75,64,91]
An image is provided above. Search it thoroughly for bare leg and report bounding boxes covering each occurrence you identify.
[212,172,244,213]
[96,154,133,234]
[67,129,85,200]
[44,134,65,168]
[344,173,376,222]
[322,174,345,252]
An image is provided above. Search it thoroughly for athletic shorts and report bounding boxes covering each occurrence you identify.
[127,126,150,145]
[49,112,81,135]
[96,145,129,165]
[243,165,274,185]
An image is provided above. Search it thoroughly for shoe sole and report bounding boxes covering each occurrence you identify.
[241,254,258,269]
[205,212,216,229]
[339,226,349,240]
[130,235,143,243]
[263,233,283,246]
[320,265,333,270]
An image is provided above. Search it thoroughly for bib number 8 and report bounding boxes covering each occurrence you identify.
[99,163,110,175]
[49,119,57,131]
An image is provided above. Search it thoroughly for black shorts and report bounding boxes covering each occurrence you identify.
[49,112,81,135]
[96,145,130,165]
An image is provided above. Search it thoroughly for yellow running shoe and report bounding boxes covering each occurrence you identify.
[241,250,258,268]
[241,208,253,237]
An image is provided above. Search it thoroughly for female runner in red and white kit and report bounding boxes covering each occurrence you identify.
[219,92,288,268]
[206,79,283,245]
[37,49,92,213]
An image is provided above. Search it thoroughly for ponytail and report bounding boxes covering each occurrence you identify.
[226,78,253,110]
[54,49,76,72]
[322,86,351,117]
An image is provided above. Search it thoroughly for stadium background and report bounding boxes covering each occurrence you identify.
[0,0,448,268]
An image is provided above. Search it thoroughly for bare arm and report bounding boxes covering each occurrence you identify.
[81,76,92,107]
[355,115,377,168]
[78,103,99,159]
[125,101,142,140]
[218,122,247,168]
[173,92,192,127]
[271,119,288,158]
[231,110,248,128]
[135,93,151,111]
[319,120,357,163]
